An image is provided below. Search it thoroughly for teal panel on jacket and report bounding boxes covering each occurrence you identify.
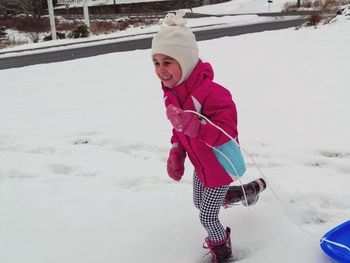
[213,140,246,178]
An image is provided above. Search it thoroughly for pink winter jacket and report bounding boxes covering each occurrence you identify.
[162,60,242,188]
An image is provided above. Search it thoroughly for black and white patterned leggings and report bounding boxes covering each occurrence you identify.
[193,171,230,242]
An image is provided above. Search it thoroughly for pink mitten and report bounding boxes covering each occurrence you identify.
[166,105,201,137]
[167,145,186,181]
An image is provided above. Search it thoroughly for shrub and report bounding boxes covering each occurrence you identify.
[68,23,90,38]
[43,31,66,41]
[27,32,40,43]
[306,13,323,26]
[0,25,7,39]
[115,20,129,31]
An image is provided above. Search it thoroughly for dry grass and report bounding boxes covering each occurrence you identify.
[303,0,313,8]
[0,16,159,44]
[283,0,343,11]
[0,16,157,36]
[0,37,29,49]
[283,0,346,26]
[90,20,116,34]
[0,16,50,32]
[0,40,8,49]
[89,17,158,35]
[321,0,343,11]
[57,21,80,31]
[306,13,323,25]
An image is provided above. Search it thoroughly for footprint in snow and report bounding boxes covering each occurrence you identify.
[6,170,38,179]
[73,138,89,145]
[201,246,250,263]
[49,164,72,175]
[113,142,167,162]
[70,135,167,162]
[289,193,350,225]
[320,151,350,158]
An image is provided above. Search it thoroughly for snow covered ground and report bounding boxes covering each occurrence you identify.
[1,3,349,263]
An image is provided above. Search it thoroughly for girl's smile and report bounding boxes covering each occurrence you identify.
[153,54,182,88]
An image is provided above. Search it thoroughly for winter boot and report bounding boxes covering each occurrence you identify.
[224,178,266,207]
[203,227,233,263]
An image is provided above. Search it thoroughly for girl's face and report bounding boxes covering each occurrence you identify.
[153,54,182,88]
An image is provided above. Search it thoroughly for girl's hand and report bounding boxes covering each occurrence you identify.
[166,105,201,137]
[167,145,186,181]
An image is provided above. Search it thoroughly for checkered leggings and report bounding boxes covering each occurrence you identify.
[193,171,230,242]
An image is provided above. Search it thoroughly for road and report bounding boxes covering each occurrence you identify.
[0,16,308,70]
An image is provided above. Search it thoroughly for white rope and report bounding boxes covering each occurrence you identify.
[320,237,350,252]
[184,109,350,253]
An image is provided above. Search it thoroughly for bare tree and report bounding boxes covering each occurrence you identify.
[0,0,50,43]
[296,0,301,8]
[0,0,47,19]
[113,0,117,14]
[185,0,193,13]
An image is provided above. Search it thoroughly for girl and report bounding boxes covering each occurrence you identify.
[151,11,266,263]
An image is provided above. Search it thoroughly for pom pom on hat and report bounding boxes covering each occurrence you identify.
[151,10,199,86]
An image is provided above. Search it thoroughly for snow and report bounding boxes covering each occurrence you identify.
[193,0,289,14]
[1,2,350,263]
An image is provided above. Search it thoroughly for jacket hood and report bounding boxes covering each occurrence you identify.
[162,60,214,106]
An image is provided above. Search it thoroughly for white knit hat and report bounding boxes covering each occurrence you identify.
[151,10,199,85]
